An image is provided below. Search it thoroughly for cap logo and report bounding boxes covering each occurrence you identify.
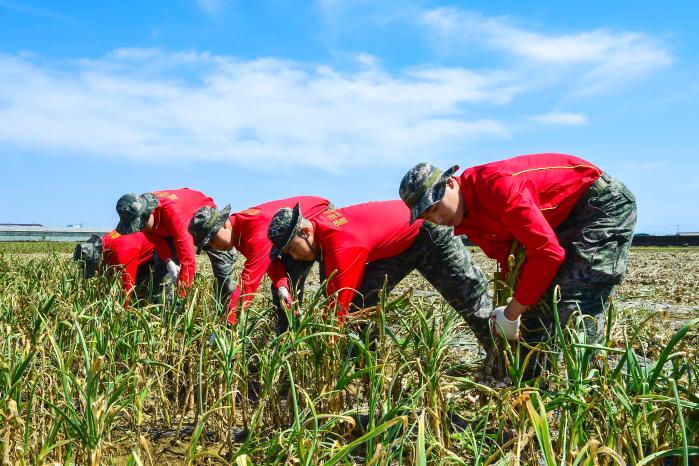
[405,168,442,205]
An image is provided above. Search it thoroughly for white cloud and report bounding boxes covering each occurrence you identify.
[533,112,587,126]
[422,8,671,94]
[0,7,673,171]
[0,50,510,171]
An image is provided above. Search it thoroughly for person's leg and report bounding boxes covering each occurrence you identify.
[145,238,179,305]
[411,223,493,349]
[205,248,238,310]
[554,174,637,341]
[271,254,315,333]
[149,252,172,303]
[340,255,413,354]
[133,262,153,302]
[520,174,637,378]
[352,255,414,310]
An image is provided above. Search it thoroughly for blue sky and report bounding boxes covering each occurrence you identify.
[1,0,697,234]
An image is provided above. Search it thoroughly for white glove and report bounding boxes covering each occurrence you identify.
[166,260,180,282]
[490,305,520,340]
[278,287,292,309]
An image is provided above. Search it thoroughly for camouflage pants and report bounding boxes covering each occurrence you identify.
[270,254,324,333]
[519,173,637,376]
[353,222,493,348]
[134,253,171,303]
[205,248,238,308]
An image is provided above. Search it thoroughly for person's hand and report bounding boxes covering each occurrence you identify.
[278,287,293,309]
[166,260,180,282]
[490,305,520,340]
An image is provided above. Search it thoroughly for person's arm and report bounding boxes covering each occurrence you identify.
[164,214,197,295]
[323,246,369,319]
[267,259,290,292]
[111,247,139,297]
[490,180,565,312]
[120,258,138,296]
[225,285,243,325]
[223,241,291,324]
[228,247,278,312]
[148,233,174,264]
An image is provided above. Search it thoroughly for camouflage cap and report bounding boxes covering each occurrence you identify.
[188,204,232,254]
[73,234,103,278]
[399,163,459,223]
[115,193,160,235]
[267,202,305,259]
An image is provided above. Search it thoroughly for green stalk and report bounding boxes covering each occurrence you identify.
[671,379,689,466]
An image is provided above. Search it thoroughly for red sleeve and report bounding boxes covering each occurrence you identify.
[267,259,290,291]
[323,246,369,318]
[489,179,565,305]
[120,258,138,295]
[162,214,197,295]
[148,233,173,263]
[227,248,271,312]
[227,255,290,315]
[111,247,139,296]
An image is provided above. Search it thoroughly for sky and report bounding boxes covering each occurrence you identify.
[1,0,698,234]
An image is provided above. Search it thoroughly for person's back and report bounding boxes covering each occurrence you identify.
[151,188,215,235]
[457,153,602,239]
[147,188,216,289]
[310,200,423,316]
[102,230,155,293]
[233,196,331,262]
[315,200,422,264]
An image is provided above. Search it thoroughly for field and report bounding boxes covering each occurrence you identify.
[1,243,698,465]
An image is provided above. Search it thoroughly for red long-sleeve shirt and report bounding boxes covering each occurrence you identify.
[102,230,162,295]
[226,196,331,324]
[145,188,216,293]
[313,200,422,318]
[454,153,602,305]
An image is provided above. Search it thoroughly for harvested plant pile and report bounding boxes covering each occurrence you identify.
[0,247,698,465]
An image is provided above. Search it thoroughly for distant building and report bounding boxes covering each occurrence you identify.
[0,224,110,242]
[0,223,43,227]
